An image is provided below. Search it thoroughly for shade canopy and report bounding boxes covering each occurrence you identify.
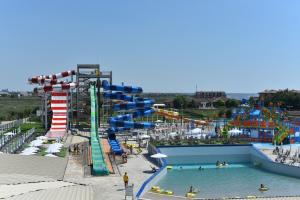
[229,129,243,135]
[140,134,150,139]
[191,128,202,134]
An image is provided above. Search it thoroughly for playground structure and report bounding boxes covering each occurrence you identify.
[230,102,300,144]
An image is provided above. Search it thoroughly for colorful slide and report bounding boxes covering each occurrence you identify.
[102,80,155,154]
[28,70,76,139]
[90,84,109,175]
[154,108,208,126]
[275,127,293,144]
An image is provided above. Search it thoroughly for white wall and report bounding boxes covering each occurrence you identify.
[158,145,252,164]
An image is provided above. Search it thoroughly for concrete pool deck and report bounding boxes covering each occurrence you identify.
[258,146,300,167]
[0,131,156,200]
[63,145,155,200]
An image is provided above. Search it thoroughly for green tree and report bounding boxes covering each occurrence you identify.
[225,109,232,118]
[221,127,229,139]
[225,99,239,108]
[218,109,225,118]
[214,100,225,108]
[188,99,196,108]
[173,96,188,109]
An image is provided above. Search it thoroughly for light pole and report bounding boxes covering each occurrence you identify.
[181,104,183,135]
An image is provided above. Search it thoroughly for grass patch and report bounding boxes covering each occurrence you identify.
[37,147,48,156]
[56,147,68,158]
[0,96,40,121]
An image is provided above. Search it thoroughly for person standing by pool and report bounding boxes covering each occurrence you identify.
[123,172,129,188]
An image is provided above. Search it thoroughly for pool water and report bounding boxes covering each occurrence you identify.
[155,164,300,198]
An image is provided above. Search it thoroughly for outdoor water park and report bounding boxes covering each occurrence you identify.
[1,64,300,200]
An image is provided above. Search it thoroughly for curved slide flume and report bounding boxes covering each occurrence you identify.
[102,80,155,154]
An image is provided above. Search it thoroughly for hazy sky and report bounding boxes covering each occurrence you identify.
[0,0,300,93]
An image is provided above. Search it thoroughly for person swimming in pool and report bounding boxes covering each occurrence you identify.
[189,186,194,193]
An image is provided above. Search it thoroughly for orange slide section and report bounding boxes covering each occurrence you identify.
[155,108,208,125]
[101,139,114,174]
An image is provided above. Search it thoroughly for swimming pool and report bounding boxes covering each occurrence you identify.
[155,164,300,198]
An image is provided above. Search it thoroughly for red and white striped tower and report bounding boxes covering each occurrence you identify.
[29,70,76,139]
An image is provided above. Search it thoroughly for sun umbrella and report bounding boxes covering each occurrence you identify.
[36,136,48,140]
[22,147,39,153]
[169,132,178,137]
[46,145,61,153]
[4,132,15,136]
[151,153,167,158]
[45,154,57,157]
[19,152,36,156]
[30,140,44,147]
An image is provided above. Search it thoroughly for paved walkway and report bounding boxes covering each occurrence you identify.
[0,154,68,180]
[63,143,154,200]
[0,181,75,199]
[8,185,94,200]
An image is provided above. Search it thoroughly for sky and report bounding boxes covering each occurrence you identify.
[0,0,300,93]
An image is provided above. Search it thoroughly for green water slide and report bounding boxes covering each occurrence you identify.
[90,84,109,176]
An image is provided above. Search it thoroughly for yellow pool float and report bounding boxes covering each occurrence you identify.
[164,190,174,195]
[259,187,269,192]
[158,189,165,194]
[186,192,196,198]
[167,166,173,170]
[151,186,160,192]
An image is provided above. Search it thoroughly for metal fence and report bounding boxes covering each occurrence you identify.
[0,118,29,133]
[0,128,35,154]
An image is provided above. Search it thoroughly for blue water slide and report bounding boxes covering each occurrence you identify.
[102,80,142,94]
[102,80,155,137]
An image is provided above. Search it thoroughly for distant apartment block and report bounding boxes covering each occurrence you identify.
[195,91,227,109]
[195,91,226,99]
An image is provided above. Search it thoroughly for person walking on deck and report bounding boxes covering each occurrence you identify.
[123,172,129,188]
